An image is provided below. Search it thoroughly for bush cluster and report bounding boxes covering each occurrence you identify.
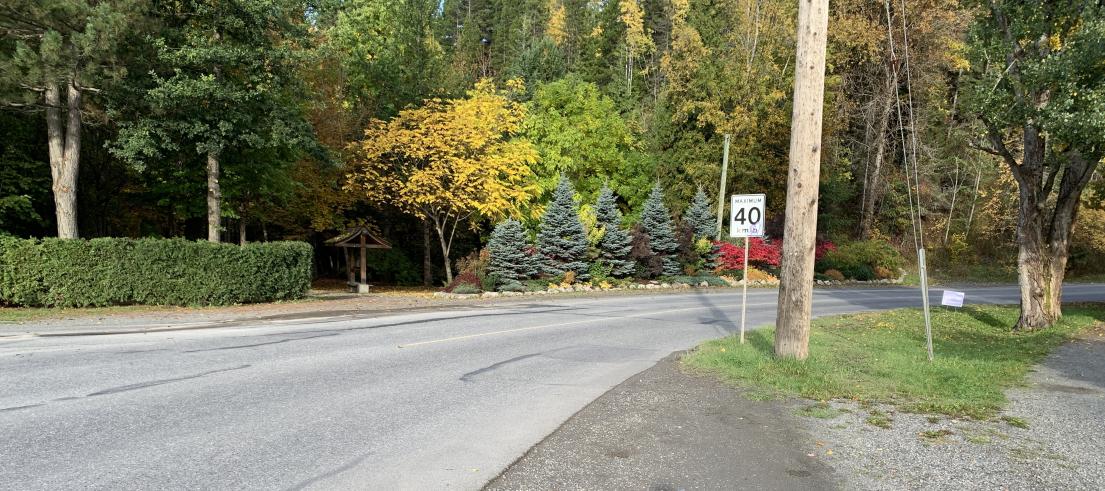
[816,240,904,281]
[715,238,782,273]
[0,237,312,307]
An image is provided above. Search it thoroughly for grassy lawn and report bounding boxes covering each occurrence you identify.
[684,304,1105,419]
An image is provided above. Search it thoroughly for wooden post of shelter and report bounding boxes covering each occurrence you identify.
[326,227,392,294]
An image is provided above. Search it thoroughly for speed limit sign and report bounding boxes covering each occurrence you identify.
[730,194,766,238]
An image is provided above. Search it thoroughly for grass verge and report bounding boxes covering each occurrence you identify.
[0,305,164,323]
[683,304,1105,419]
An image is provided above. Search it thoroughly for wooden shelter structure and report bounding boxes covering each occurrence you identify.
[325,227,392,292]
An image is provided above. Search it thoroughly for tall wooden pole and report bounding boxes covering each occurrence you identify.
[774,0,830,360]
[715,134,731,240]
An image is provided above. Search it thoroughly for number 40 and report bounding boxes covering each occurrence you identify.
[734,207,762,225]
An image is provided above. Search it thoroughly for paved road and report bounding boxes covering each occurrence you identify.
[1,285,1102,490]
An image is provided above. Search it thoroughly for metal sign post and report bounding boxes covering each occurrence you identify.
[730,194,766,344]
[918,248,934,361]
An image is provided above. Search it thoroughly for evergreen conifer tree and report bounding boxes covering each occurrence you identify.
[593,185,634,277]
[684,188,717,239]
[639,183,681,276]
[488,219,532,282]
[683,188,719,271]
[537,177,590,279]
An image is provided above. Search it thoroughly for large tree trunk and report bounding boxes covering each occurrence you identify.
[1009,129,1098,330]
[1012,126,1054,330]
[44,81,82,239]
[775,0,829,360]
[207,151,221,242]
[238,217,247,246]
[1014,194,1060,330]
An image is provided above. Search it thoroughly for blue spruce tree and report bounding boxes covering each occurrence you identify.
[684,188,717,239]
[488,219,533,282]
[537,177,590,279]
[593,185,634,277]
[683,188,719,271]
[639,183,681,276]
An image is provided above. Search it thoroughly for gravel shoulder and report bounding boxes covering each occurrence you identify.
[488,325,1105,490]
[799,324,1105,490]
[486,352,838,490]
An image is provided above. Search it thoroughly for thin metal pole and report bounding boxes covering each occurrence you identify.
[741,235,750,344]
[919,247,934,361]
[715,134,731,240]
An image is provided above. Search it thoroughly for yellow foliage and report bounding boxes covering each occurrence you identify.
[874,266,896,280]
[745,267,778,282]
[347,79,539,224]
[824,269,845,282]
[546,1,567,46]
[562,270,577,286]
[619,0,654,57]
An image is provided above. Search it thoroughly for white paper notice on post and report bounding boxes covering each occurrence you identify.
[940,290,965,307]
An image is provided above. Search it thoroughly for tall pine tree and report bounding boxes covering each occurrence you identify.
[683,188,716,239]
[683,187,718,271]
[639,182,680,276]
[593,185,634,277]
[488,218,533,282]
[537,177,590,279]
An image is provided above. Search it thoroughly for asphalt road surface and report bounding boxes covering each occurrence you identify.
[2,284,1102,490]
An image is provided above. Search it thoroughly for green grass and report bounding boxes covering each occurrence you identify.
[919,428,954,443]
[683,304,1105,419]
[866,410,893,428]
[795,402,844,419]
[1000,415,1030,429]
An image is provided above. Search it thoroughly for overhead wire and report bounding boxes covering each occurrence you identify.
[899,0,927,252]
[883,0,922,253]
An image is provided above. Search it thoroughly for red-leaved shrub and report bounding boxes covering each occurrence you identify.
[815,240,837,260]
[443,272,482,293]
[714,238,782,271]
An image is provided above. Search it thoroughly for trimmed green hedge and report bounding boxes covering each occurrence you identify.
[0,237,313,307]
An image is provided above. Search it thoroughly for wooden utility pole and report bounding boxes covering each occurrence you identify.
[715,134,731,240]
[775,0,830,360]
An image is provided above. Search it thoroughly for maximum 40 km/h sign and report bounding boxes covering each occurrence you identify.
[728,193,766,346]
[730,194,766,238]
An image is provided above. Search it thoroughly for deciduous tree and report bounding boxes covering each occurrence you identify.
[348,79,538,282]
[963,1,1105,330]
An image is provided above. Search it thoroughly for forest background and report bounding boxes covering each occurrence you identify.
[3,0,1104,287]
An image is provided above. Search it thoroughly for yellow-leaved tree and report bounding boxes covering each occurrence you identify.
[347,79,539,283]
